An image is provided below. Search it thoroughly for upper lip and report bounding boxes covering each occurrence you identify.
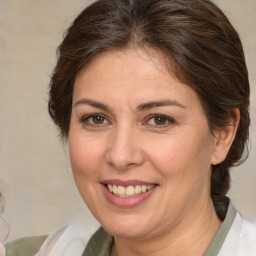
[101,179,157,187]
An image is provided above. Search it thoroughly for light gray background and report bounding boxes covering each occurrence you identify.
[0,0,255,242]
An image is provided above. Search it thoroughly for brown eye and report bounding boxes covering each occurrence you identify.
[81,114,108,125]
[92,115,105,124]
[147,115,175,127]
[154,116,167,125]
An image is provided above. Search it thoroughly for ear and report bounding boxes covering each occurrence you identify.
[211,108,240,165]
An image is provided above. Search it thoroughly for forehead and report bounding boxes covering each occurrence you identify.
[73,48,201,111]
[76,48,170,83]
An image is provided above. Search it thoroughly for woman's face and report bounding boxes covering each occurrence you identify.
[69,48,218,239]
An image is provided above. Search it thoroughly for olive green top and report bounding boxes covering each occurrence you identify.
[6,235,47,256]
[6,197,236,256]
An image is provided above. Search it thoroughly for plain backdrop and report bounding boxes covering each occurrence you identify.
[0,0,255,242]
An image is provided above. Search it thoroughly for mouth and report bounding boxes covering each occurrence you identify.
[106,184,156,197]
[101,180,158,208]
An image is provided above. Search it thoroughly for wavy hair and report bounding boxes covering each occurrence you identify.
[48,0,250,197]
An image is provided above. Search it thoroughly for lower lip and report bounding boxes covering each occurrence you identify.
[101,184,157,208]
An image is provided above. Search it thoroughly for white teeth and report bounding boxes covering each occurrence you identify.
[135,185,142,194]
[147,185,154,190]
[126,185,135,196]
[117,185,126,196]
[141,185,147,192]
[113,185,118,194]
[107,184,113,192]
[107,184,155,197]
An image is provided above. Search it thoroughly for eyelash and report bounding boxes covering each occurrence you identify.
[80,114,109,126]
[146,114,175,127]
[80,114,175,128]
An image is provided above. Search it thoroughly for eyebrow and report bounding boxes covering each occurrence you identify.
[73,98,186,111]
[73,99,109,111]
[137,100,186,111]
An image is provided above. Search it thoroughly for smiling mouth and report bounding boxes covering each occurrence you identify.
[106,184,156,197]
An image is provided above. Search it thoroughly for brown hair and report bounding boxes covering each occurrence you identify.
[48,0,250,197]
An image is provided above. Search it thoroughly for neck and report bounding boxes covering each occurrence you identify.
[111,199,221,256]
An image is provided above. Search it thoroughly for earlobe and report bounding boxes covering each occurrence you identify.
[211,109,240,165]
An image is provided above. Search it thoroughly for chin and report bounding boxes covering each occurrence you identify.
[100,215,157,240]
[104,225,151,240]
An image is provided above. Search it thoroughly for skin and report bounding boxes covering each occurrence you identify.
[68,48,239,256]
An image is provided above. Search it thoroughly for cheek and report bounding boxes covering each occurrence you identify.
[147,132,213,184]
[68,131,107,211]
[68,131,105,178]
[147,136,189,172]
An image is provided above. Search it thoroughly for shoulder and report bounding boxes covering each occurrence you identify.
[237,218,256,254]
[5,235,48,256]
[5,221,100,256]
[35,224,98,256]
[5,224,98,256]
[219,212,256,255]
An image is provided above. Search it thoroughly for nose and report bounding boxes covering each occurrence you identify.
[106,125,145,171]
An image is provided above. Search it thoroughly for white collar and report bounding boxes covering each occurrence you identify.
[218,212,256,255]
[35,224,98,256]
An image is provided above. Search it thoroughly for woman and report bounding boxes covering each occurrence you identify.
[6,0,256,255]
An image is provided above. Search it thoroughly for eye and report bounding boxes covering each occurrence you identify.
[91,115,106,124]
[147,115,175,127]
[81,114,109,125]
